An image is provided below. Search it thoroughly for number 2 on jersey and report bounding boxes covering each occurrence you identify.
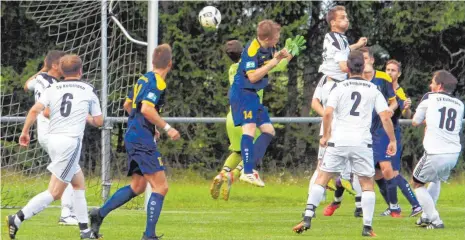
[438,107,457,131]
[60,93,73,117]
[350,91,361,116]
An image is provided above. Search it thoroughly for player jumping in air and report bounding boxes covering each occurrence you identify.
[411,70,463,229]
[7,55,103,239]
[210,39,289,200]
[293,50,396,237]
[89,44,180,240]
[229,19,305,187]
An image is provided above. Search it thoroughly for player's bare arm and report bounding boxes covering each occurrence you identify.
[320,106,334,147]
[349,37,368,51]
[311,98,324,116]
[86,114,104,127]
[123,99,132,114]
[141,102,180,140]
[247,49,289,83]
[388,98,398,116]
[379,110,397,156]
[338,61,349,73]
[402,98,412,118]
[19,102,45,146]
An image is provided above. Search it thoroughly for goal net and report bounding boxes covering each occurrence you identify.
[1,0,146,208]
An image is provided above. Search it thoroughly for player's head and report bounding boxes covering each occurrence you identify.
[225,40,243,63]
[347,50,365,77]
[59,54,83,78]
[257,20,281,48]
[386,59,402,82]
[45,50,66,74]
[326,5,349,33]
[363,63,375,80]
[152,44,172,71]
[431,70,457,93]
[359,47,374,65]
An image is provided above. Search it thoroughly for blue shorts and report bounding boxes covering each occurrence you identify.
[372,128,401,171]
[229,88,271,127]
[125,142,165,176]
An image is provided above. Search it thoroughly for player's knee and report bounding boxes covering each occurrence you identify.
[49,188,64,200]
[152,183,169,196]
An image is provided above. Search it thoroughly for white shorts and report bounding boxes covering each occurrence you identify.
[38,133,50,155]
[47,134,82,183]
[320,144,375,178]
[413,152,459,183]
[319,145,352,180]
[318,146,326,160]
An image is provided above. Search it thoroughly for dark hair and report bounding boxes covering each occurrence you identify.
[433,70,457,92]
[359,47,373,58]
[45,50,66,70]
[225,40,243,63]
[347,50,365,75]
[59,54,82,76]
[386,59,402,72]
[326,5,346,25]
[257,19,281,40]
[152,44,172,69]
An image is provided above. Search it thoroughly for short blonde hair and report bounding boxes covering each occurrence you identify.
[386,59,402,72]
[152,44,172,69]
[326,5,346,25]
[59,54,82,76]
[257,20,281,40]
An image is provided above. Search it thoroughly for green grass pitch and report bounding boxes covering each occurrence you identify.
[2,175,464,240]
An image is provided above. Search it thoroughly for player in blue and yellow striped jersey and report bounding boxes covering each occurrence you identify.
[89,44,180,240]
[385,60,423,217]
[229,20,304,187]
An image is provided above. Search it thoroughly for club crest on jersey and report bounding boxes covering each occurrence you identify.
[147,92,157,102]
[246,61,256,69]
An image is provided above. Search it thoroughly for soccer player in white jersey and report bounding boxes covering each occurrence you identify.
[7,55,103,239]
[24,51,79,226]
[309,5,366,217]
[294,50,397,237]
[411,70,464,229]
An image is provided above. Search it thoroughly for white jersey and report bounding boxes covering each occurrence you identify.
[326,77,389,146]
[318,32,350,81]
[413,92,464,154]
[313,76,339,135]
[26,73,58,137]
[38,80,102,138]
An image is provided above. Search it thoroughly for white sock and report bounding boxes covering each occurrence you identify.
[352,175,362,208]
[415,187,441,223]
[427,181,441,205]
[309,170,318,192]
[305,184,325,217]
[16,190,54,227]
[73,190,89,224]
[361,191,375,227]
[61,184,74,217]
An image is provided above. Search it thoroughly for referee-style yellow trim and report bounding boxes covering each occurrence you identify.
[389,96,396,101]
[396,87,407,101]
[139,76,149,83]
[125,97,132,102]
[155,73,166,90]
[142,100,155,107]
[247,39,260,57]
[375,71,392,82]
[246,70,256,75]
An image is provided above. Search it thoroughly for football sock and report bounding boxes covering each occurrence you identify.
[415,186,440,223]
[361,191,376,227]
[74,190,89,224]
[221,152,242,174]
[305,184,325,217]
[99,185,137,218]
[395,174,420,207]
[232,163,243,182]
[352,175,362,208]
[15,190,54,227]
[386,178,399,210]
[145,192,165,238]
[375,178,389,205]
[427,181,441,204]
[241,135,255,174]
[252,132,273,165]
[61,184,74,217]
[334,185,345,203]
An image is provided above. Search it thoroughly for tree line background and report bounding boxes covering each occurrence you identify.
[2,1,464,180]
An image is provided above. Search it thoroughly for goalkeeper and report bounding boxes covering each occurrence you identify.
[210,36,305,200]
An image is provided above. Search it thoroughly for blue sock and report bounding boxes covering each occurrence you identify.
[386,178,399,209]
[395,174,420,207]
[99,185,137,218]
[253,132,273,165]
[145,192,165,238]
[375,179,389,205]
[241,135,255,174]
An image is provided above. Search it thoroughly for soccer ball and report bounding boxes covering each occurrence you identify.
[198,6,221,30]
